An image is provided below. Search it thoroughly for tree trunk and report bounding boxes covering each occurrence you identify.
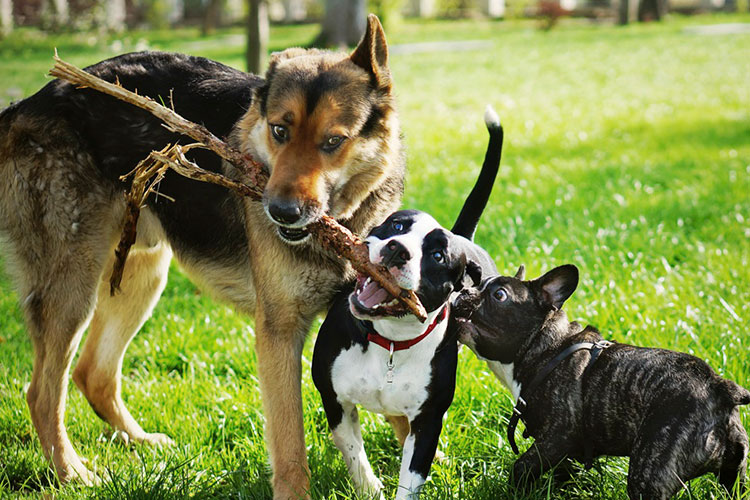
[282,0,306,22]
[317,0,367,47]
[247,0,269,74]
[408,0,436,17]
[101,0,126,32]
[481,0,505,17]
[638,0,666,20]
[202,0,223,36]
[617,0,639,24]
[42,0,69,31]
[0,0,12,36]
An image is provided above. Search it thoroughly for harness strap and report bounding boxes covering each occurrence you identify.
[507,340,614,456]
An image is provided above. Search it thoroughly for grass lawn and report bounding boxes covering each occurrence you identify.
[1,12,749,500]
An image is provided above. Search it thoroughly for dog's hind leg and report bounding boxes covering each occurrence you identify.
[1,120,123,484]
[16,237,114,485]
[387,415,448,464]
[387,415,410,446]
[72,240,172,447]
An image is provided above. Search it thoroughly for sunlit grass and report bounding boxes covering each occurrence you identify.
[1,12,749,499]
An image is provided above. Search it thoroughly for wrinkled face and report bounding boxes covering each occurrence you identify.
[349,210,467,320]
[241,16,397,245]
[454,276,549,364]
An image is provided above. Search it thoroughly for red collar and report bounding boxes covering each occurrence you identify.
[366,306,448,352]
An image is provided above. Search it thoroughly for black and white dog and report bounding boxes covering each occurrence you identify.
[312,108,502,499]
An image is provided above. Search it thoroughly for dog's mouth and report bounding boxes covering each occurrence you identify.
[454,316,478,344]
[277,225,310,243]
[350,273,410,318]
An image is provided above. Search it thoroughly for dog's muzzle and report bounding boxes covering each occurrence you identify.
[264,198,314,244]
[277,226,310,243]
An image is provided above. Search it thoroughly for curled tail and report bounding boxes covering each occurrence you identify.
[451,105,504,241]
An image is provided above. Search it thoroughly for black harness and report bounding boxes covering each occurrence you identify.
[507,339,614,462]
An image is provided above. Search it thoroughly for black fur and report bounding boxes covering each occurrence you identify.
[11,51,260,263]
[454,265,750,500]
[451,117,503,240]
[312,111,503,494]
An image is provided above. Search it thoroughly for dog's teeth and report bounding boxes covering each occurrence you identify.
[387,299,398,307]
[365,278,372,287]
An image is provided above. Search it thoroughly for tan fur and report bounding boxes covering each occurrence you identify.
[386,415,411,446]
[73,232,172,447]
[0,15,403,500]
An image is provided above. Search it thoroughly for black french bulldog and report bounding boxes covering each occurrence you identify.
[453,264,749,500]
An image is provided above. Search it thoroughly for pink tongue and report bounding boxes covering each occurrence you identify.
[359,281,391,309]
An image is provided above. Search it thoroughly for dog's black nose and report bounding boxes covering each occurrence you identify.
[453,288,481,318]
[268,199,303,225]
[382,239,410,268]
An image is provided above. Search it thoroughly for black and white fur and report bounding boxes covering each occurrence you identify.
[312,108,502,499]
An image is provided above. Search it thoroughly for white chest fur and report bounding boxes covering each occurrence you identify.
[330,322,446,420]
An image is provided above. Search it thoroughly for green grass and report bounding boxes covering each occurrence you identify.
[1,13,750,499]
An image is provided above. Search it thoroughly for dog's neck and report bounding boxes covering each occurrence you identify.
[369,306,448,344]
[515,310,582,373]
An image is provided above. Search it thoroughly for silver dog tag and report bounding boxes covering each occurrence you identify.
[386,342,395,384]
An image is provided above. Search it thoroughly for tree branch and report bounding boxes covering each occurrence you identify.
[50,54,427,322]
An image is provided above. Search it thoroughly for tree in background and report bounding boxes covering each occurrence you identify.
[247,0,269,73]
[314,0,366,47]
[0,0,12,36]
[101,0,127,32]
[202,0,223,35]
[41,0,70,31]
[282,0,307,22]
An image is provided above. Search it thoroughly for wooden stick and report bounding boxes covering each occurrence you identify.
[154,147,428,321]
[49,55,427,321]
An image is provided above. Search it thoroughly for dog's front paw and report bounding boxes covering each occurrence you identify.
[137,432,176,448]
[361,476,385,500]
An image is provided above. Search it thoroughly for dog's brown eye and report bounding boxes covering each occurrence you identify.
[271,125,288,142]
[322,135,345,152]
[432,250,444,263]
[494,288,508,302]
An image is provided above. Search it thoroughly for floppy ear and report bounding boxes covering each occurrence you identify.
[350,14,391,90]
[514,264,526,280]
[452,255,479,292]
[467,260,483,287]
[535,264,578,310]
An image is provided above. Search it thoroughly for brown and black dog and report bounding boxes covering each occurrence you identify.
[0,15,403,499]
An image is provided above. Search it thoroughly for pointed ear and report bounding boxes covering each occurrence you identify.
[535,265,578,310]
[350,14,391,90]
[514,265,526,280]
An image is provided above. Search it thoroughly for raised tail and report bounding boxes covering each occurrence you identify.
[451,105,503,240]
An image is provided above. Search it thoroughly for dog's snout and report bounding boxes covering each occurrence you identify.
[382,239,411,268]
[453,288,482,319]
[268,198,303,225]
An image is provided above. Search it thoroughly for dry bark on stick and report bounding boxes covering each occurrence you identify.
[49,55,427,321]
